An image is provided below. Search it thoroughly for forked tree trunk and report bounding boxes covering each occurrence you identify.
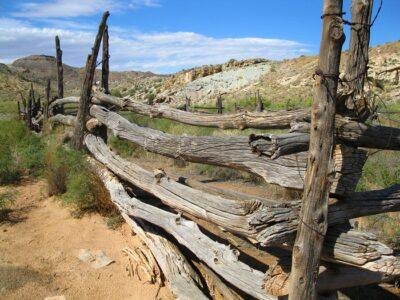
[289,1,345,299]
[71,11,110,150]
[101,25,110,94]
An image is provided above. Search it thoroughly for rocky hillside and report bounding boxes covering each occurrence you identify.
[149,41,399,106]
[0,55,163,101]
[1,42,399,107]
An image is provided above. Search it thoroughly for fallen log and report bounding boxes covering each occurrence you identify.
[90,156,276,300]
[92,90,310,130]
[121,215,208,300]
[290,116,400,151]
[85,134,400,249]
[48,96,79,112]
[89,105,365,193]
[48,114,77,126]
[90,154,400,297]
[87,159,207,299]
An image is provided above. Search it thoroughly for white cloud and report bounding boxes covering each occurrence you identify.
[0,18,309,73]
[129,0,161,9]
[13,0,118,18]
[12,0,160,19]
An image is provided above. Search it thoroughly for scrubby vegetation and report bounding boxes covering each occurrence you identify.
[0,189,16,222]
[44,140,122,224]
[0,119,44,184]
[356,150,400,249]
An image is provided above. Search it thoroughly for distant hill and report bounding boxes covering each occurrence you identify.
[1,41,399,106]
[0,55,163,101]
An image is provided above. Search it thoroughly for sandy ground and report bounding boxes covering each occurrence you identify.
[0,180,172,300]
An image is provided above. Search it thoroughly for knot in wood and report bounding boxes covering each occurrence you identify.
[153,168,166,183]
[329,17,344,41]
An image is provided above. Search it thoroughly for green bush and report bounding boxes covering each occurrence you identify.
[45,143,118,217]
[0,189,16,222]
[0,119,44,184]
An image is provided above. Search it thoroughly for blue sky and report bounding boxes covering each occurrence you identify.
[0,0,398,73]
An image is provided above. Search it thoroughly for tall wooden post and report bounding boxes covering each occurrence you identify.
[27,85,33,129]
[55,36,64,99]
[338,0,373,118]
[44,79,51,122]
[255,90,263,112]
[101,25,110,94]
[185,96,191,111]
[288,1,345,299]
[71,11,110,150]
[216,95,223,114]
[17,101,21,119]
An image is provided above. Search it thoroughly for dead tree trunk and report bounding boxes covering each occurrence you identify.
[101,25,110,94]
[289,1,345,299]
[216,95,223,114]
[71,11,110,150]
[55,35,64,114]
[185,96,191,111]
[255,90,264,112]
[44,79,51,123]
[338,0,373,118]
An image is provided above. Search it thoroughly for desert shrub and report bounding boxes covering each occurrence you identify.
[0,119,44,184]
[44,142,118,218]
[356,150,400,250]
[110,89,123,98]
[0,189,16,222]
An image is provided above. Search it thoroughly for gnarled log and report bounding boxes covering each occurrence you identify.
[85,134,400,249]
[89,105,364,194]
[90,156,276,300]
[90,154,400,297]
[49,114,77,127]
[92,90,310,130]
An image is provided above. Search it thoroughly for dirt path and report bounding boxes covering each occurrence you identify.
[0,180,172,300]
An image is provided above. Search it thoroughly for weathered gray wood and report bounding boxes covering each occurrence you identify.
[90,157,276,300]
[192,260,244,300]
[71,11,109,150]
[84,134,400,247]
[49,114,77,126]
[290,116,400,151]
[289,1,345,298]
[48,97,79,112]
[121,215,207,300]
[101,25,110,94]
[87,159,207,300]
[89,153,400,297]
[255,90,264,112]
[44,79,51,123]
[216,95,223,114]
[89,105,364,194]
[55,36,64,100]
[338,0,373,117]
[92,90,310,130]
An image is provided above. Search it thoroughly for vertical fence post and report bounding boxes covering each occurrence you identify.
[44,79,51,124]
[27,84,33,129]
[17,101,21,119]
[55,35,64,115]
[288,1,345,299]
[216,95,223,114]
[71,11,110,150]
[101,25,110,95]
[338,0,373,118]
[185,96,191,111]
[255,90,263,112]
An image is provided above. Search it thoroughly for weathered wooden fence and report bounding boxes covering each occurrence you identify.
[17,2,400,299]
